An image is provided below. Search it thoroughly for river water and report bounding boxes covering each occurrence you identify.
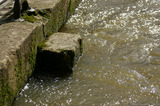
[13,0,160,105]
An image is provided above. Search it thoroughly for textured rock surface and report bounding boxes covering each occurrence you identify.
[27,0,59,9]
[0,0,81,105]
[36,33,82,76]
[0,21,43,106]
[45,33,82,53]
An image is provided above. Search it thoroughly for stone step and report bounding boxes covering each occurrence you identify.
[36,33,82,76]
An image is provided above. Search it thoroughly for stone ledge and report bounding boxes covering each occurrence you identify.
[0,21,43,106]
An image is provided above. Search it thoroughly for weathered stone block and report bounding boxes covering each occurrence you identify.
[36,33,82,76]
[0,22,42,106]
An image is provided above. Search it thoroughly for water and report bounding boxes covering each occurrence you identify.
[13,0,160,105]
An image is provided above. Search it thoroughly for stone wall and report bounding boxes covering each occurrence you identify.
[0,0,81,105]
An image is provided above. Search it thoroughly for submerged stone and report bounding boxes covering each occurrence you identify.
[36,33,82,76]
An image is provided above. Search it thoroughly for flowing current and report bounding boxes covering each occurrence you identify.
[13,0,160,105]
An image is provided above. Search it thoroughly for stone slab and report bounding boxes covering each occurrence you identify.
[45,32,82,53]
[0,22,37,68]
[36,33,82,76]
[0,21,42,106]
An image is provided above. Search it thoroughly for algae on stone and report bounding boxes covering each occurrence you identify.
[1,79,14,106]
[37,41,47,51]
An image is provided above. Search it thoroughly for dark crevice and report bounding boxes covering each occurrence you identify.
[34,49,75,77]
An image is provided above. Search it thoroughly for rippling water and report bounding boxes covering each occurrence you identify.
[13,0,160,105]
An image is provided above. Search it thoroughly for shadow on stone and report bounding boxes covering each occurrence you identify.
[0,9,14,25]
[35,50,75,77]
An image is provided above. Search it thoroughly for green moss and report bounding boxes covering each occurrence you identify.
[47,31,53,37]
[69,0,75,13]
[14,57,25,90]
[34,11,38,16]
[38,41,47,51]
[28,37,37,71]
[1,79,14,105]
[23,15,35,23]
[14,59,22,72]
[38,9,51,19]
[21,9,39,23]
[43,15,50,19]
